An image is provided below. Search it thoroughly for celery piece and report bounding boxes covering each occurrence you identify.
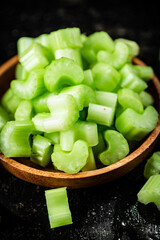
[32,94,79,133]
[83,69,95,89]
[17,37,34,57]
[35,34,52,52]
[115,106,158,141]
[14,100,34,121]
[115,38,140,57]
[45,187,72,228]
[15,63,28,80]
[30,135,53,167]
[11,68,46,100]
[117,88,144,113]
[52,140,89,174]
[81,147,97,171]
[95,91,117,109]
[97,41,131,70]
[50,27,82,51]
[55,48,83,68]
[92,62,120,92]
[44,57,84,92]
[139,91,154,108]
[137,175,160,210]
[20,42,50,72]
[0,121,34,157]
[144,152,160,179]
[132,65,154,81]
[0,106,10,131]
[93,132,106,159]
[32,92,56,114]
[99,130,129,165]
[60,84,96,111]
[120,64,148,93]
[44,132,60,145]
[1,88,22,114]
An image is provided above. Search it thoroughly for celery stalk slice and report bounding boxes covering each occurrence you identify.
[0,106,10,131]
[15,100,34,121]
[139,91,154,108]
[32,92,56,114]
[81,147,97,171]
[144,152,160,179]
[44,132,60,145]
[115,38,140,56]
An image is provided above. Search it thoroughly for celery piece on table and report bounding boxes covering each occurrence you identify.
[144,152,160,179]
[139,91,154,108]
[14,100,34,121]
[45,187,72,228]
[99,130,129,165]
[0,106,10,131]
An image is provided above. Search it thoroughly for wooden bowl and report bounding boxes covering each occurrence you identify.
[0,56,160,189]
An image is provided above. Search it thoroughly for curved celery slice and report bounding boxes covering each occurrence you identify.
[11,68,46,100]
[92,63,120,92]
[117,88,144,113]
[115,106,158,141]
[30,135,53,167]
[45,187,72,228]
[144,152,160,179]
[15,63,29,80]
[60,84,96,111]
[44,132,60,145]
[115,38,140,57]
[44,57,84,92]
[0,121,34,157]
[81,147,97,171]
[14,100,34,121]
[17,37,34,57]
[32,92,56,114]
[139,91,154,108]
[51,140,89,174]
[0,106,10,131]
[97,41,131,70]
[99,130,129,165]
[132,65,154,81]
[137,175,160,210]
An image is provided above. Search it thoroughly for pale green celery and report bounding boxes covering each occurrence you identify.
[20,42,50,72]
[92,62,120,92]
[54,48,83,67]
[81,147,97,171]
[137,175,160,210]
[95,91,117,109]
[99,130,129,165]
[115,38,140,56]
[132,65,154,81]
[32,92,56,114]
[60,120,98,151]
[35,34,52,52]
[50,27,82,51]
[60,84,96,111]
[144,152,160,179]
[51,140,89,174]
[0,121,34,157]
[44,132,60,145]
[139,91,154,108]
[30,135,53,167]
[11,68,46,100]
[32,94,79,133]
[17,37,34,57]
[15,63,29,80]
[97,41,131,70]
[0,106,10,131]
[117,88,144,113]
[120,64,148,93]
[81,33,87,43]
[93,132,106,159]
[14,100,34,120]
[115,106,158,141]
[81,47,97,65]
[83,69,95,89]
[44,57,84,92]
[1,88,22,115]
[45,187,73,228]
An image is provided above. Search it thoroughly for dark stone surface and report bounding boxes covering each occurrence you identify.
[0,1,160,239]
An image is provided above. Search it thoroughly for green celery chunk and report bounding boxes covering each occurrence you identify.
[97,41,132,70]
[120,64,148,93]
[14,100,34,121]
[32,94,79,133]
[30,135,53,167]
[115,38,140,56]
[11,68,46,100]
[35,33,52,52]
[17,37,34,57]
[50,27,82,51]
[144,152,160,179]
[44,57,84,92]
[60,84,96,111]
[99,130,129,165]
[95,91,117,108]
[15,63,29,80]
[44,132,60,145]
[139,91,154,108]
[81,147,97,171]
[132,65,154,81]
[32,92,56,114]
[0,106,10,131]
[0,121,34,157]
[117,88,144,113]
[52,140,89,174]
[83,69,95,89]
[45,187,73,228]
[92,62,120,92]
[20,42,50,72]
[137,175,160,210]
[115,106,158,141]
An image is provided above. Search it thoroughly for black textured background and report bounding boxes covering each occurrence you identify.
[0,1,160,239]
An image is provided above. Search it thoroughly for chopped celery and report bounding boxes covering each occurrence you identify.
[45,187,72,228]
[14,100,34,121]
[83,69,95,89]
[15,63,29,80]
[0,106,10,131]
[115,38,140,57]
[44,132,60,145]
[93,132,106,159]
[35,34,52,52]
[132,65,154,81]
[17,37,34,57]
[144,152,160,179]
[81,147,97,171]
[32,92,56,114]
[139,91,154,107]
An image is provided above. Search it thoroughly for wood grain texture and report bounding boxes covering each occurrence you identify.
[0,56,160,189]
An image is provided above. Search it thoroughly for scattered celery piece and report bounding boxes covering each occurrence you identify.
[14,100,34,121]
[144,152,160,179]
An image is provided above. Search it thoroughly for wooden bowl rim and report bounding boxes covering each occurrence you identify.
[0,55,160,181]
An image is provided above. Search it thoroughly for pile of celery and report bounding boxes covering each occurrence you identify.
[0,27,158,174]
